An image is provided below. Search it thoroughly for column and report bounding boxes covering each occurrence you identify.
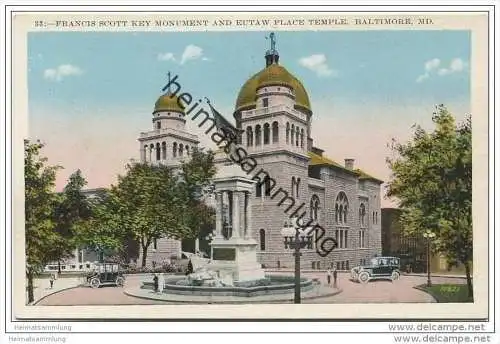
[140,146,145,162]
[215,191,223,237]
[232,191,240,238]
[244,191,251,238]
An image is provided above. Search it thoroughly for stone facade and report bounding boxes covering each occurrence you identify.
[137,44,383,270]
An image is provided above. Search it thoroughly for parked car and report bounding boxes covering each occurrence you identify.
[86,263,125,288]
[350,257,401,284]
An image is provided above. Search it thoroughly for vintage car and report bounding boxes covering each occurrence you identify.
[86,263,125,288]
[350,257,401,284]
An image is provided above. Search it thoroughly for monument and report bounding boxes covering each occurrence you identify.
[207,162,266,284]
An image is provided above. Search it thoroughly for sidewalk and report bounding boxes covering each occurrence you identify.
[28,276,84,305]
[266,269,467,279]
[401,273,467,279]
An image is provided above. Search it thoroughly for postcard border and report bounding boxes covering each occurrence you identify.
[4,4,496,332]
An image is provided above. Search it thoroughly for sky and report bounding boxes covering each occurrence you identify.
[27,30,471,207]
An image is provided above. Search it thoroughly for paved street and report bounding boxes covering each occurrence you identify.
[28,275,85,305]
[35,272,466,305]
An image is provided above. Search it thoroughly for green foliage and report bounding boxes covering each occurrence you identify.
[25,140,63,272]
[177,148,217,239]
[24,140,63,303]
[70,148,217,267]
[72,190,125,256]
[52,169,92,263]
[417,284,473,303]
[386,105,472,295]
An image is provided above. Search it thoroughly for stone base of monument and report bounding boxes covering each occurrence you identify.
[208,237,265,284]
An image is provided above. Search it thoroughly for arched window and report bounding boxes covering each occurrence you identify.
[186,145,190,155]
[179,143,184,157]
[286,122,290,144]
[295,127,300,146]
[335,192,349,224]
[310,195,320,221]
[264,177,272,196]
[156,143,161,161]
[359,203,366,227]
[300,129,304,148]
[255,125,262,146]
[246,126,253,147]
[156,121,161,129]
[263,123,270,145]
[296,177,300,199]
[259,229,266,251]
[291,124,295,144]
[256,182,262,197]
[272,121,279,143]
[291,176,296,198]
[161,142,167,160]
[173,142,177,157]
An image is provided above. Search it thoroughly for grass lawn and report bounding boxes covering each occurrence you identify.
[416,284,473,303]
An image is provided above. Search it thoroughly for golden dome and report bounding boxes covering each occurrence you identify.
[235,64,311,113]
[153,92,185,114]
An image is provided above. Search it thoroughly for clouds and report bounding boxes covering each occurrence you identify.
[416,58,467,83]
[43,64,83,81]
[157,52,176,62]
[437,58,466,76]
[157,44,209,65]
[298,54,337,78]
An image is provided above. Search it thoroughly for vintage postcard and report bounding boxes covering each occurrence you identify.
[8,9,491,323]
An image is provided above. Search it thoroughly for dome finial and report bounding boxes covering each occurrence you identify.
[269,32,276,52]
[265,32,279,66]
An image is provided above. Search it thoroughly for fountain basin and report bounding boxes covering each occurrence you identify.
[142,275,316,297]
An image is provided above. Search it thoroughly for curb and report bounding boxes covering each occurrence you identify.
[123,287,343,304]
[413,285,439,303]
[31,284,84,306]
[403,274,468,279]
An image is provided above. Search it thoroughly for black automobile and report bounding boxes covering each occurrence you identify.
[86,263,125,288]
[350,257,401,283]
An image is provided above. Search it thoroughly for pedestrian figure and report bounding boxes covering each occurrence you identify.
[49,274,55,289]
[158,273,164,293]
[326,268,332,286]
[186,259,194,275]
[153,273,159,293]
[333,266,338,288]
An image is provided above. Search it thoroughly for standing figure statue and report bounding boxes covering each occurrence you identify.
[269,32,276,52]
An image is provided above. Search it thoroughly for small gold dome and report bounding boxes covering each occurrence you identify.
[235,64,311,114]
[153,92,185,114]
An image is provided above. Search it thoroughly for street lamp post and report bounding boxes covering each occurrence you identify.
[423,230,436,287]
[281,217,313,304]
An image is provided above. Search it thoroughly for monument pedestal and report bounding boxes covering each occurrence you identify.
[209,236,265,283]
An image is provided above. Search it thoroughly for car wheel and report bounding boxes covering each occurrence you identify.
[90,278,100,289]
[391,271,400,281]
[358,272,370,284]
[115,276,125,287]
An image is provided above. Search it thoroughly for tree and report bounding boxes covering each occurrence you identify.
[86,148,217,268]
[24,140,62,303]
[52,169,92,272]
[72,189,126,262]
[177,148,217,241]
[386,105,473,296]
[109,162,183,267]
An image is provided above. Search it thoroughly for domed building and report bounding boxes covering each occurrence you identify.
[137,36,383,270]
